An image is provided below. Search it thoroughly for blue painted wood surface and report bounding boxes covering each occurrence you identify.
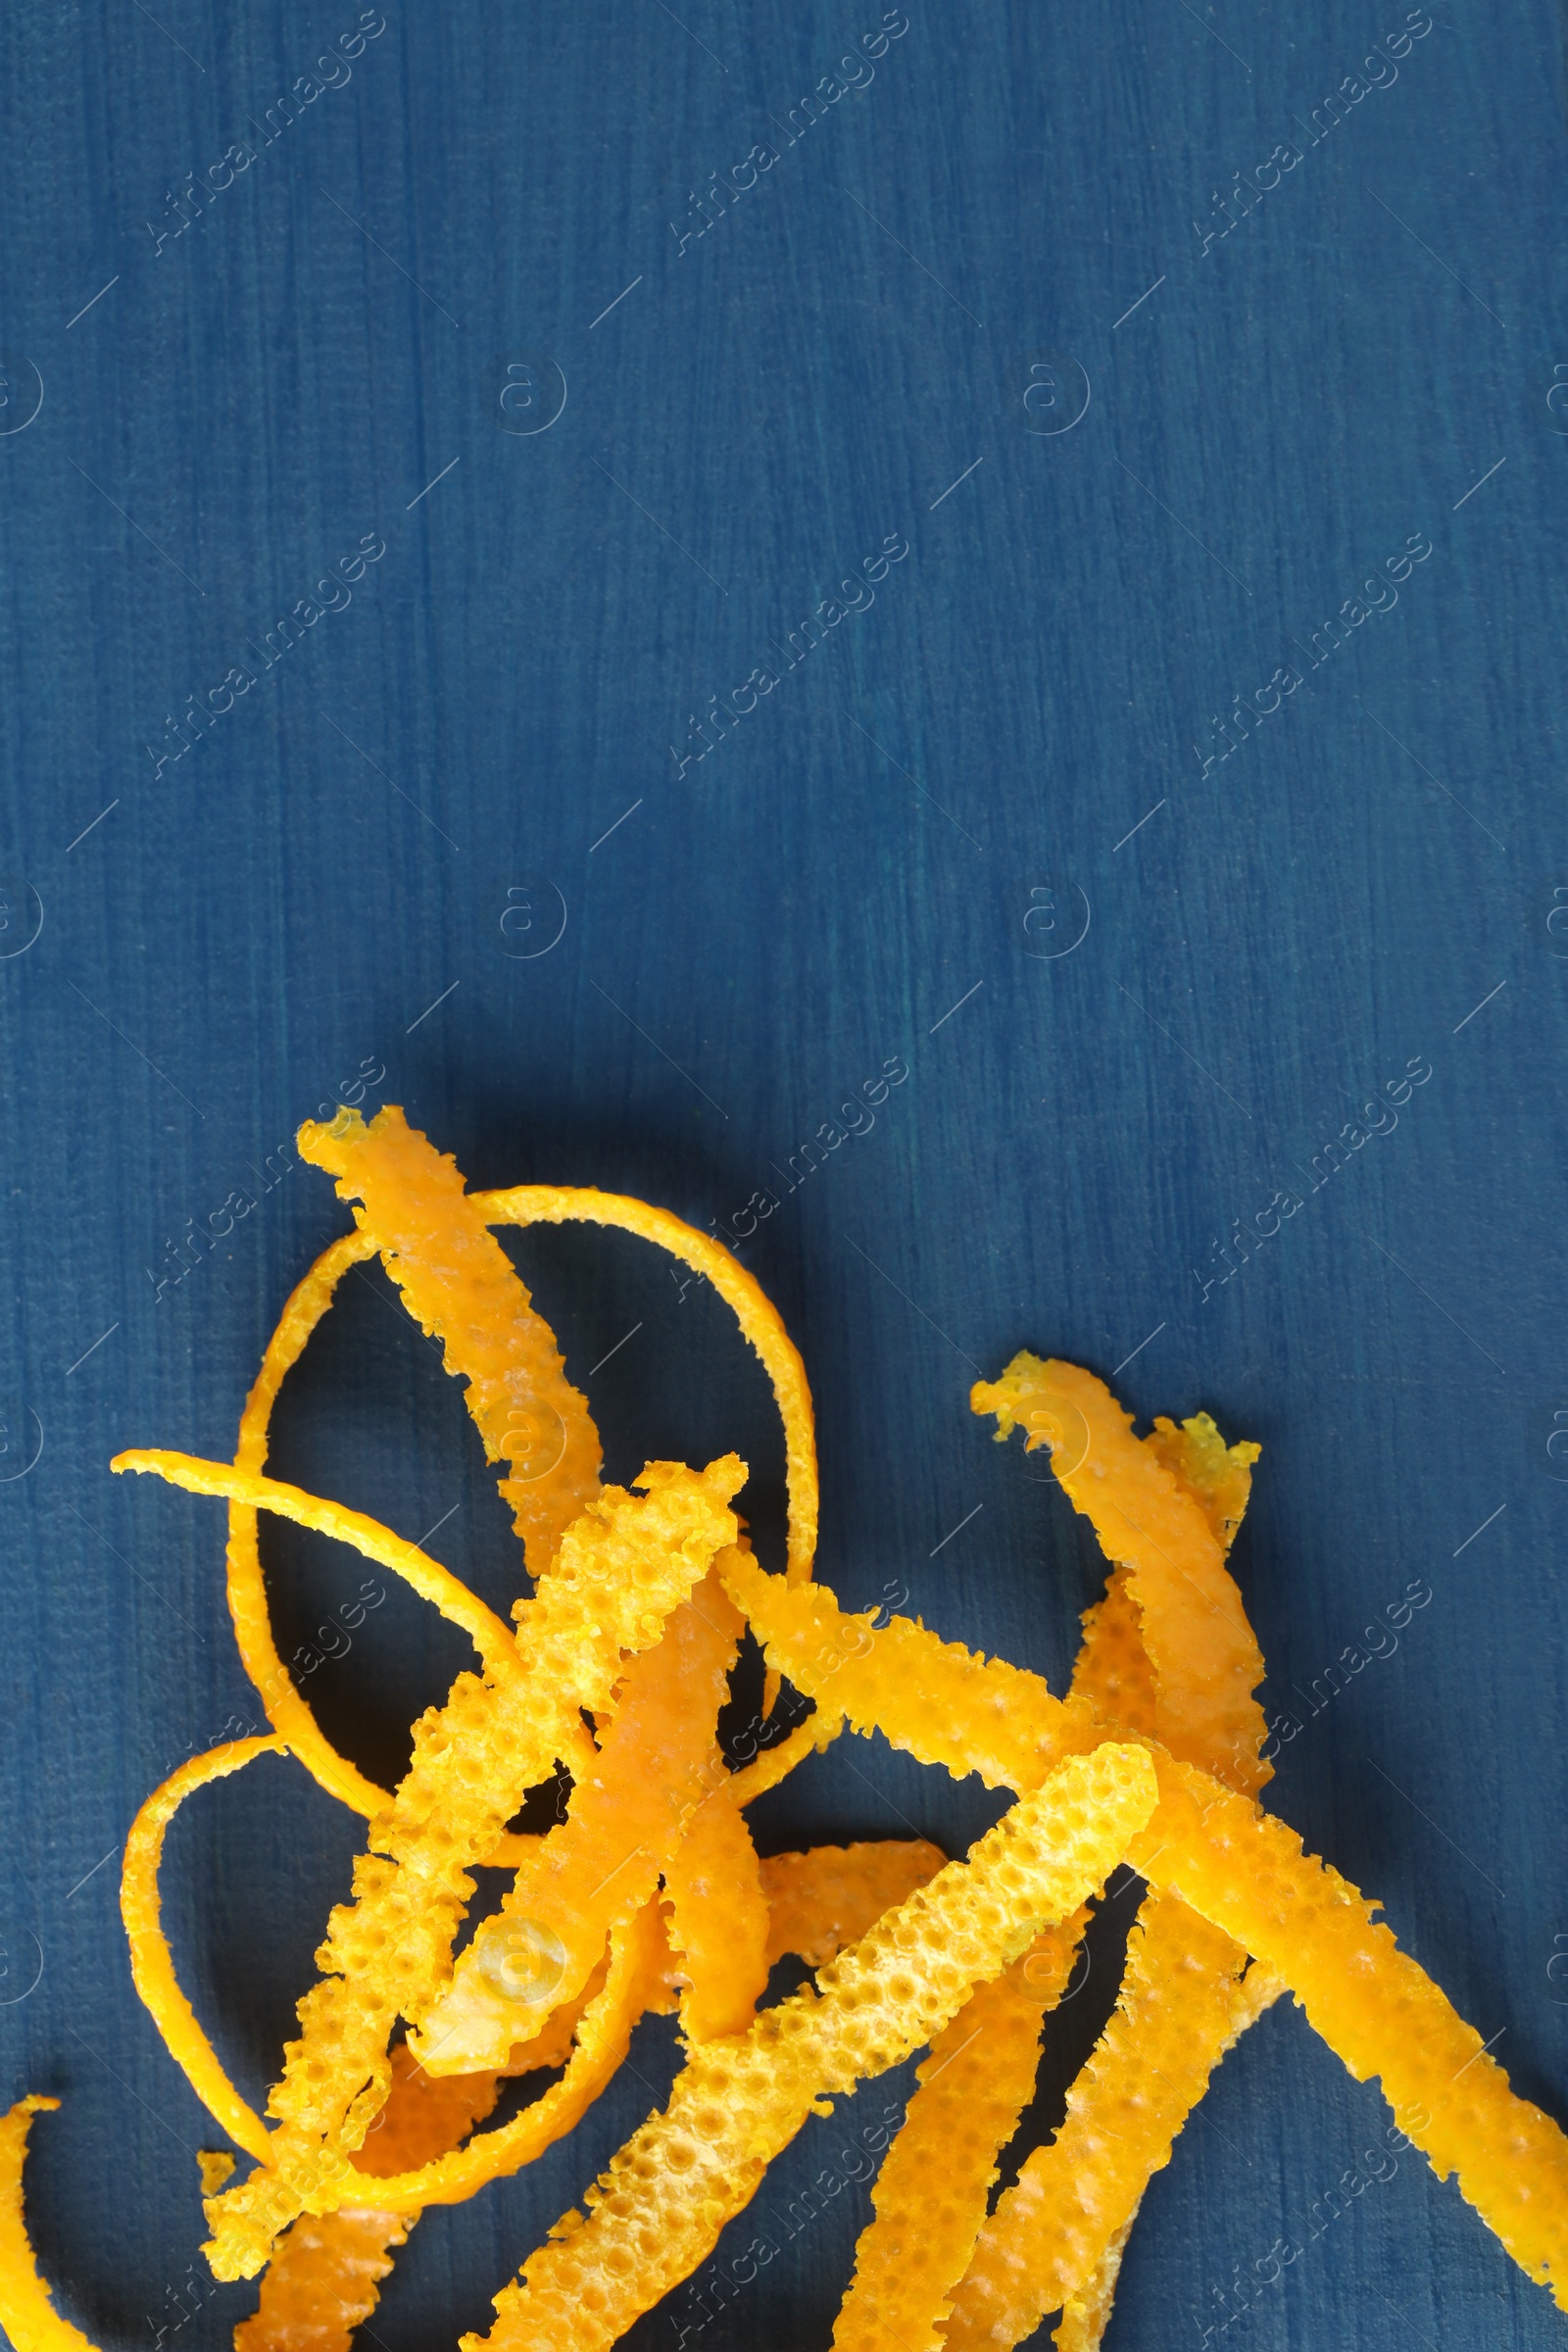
[0,0,1564,2344]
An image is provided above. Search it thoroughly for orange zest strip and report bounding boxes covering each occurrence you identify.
[943,1885,1260,2352]
[292,1897,670,2218]
[0,2099,104,2352]
[760,1840,948,1970]
[203,1463,744,2279]
[1131,1756,1568,2308]
[298,1108,603,1577]
[414,1569,744,2074]
[472,1184,817,1587]
[718,1550,1103,1791]
[662,1784,770,2042]
[972,1356,1268,1795]
[226,1227,389,1822]
[466,1742,1159,2352]
[725,1708,845,1809]
[110,1453,528,1694]
[120,1735,285,2162]
[831,1914,1092,2352]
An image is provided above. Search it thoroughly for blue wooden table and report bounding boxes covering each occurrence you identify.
[0,1,1564,2345]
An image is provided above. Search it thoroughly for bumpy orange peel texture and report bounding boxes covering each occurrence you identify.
[413,1567,745,2073]
[0,2100,103,2352]
[830,1915,1092,2352]
[661,1774,771,2042]
[941,1886,1272,2352]
[954,1392,1266,2347]
[972,1356,1268,1795]
[296,1107,603,1577]
[468,1743,1159,2352]
[199,1459,745,2280]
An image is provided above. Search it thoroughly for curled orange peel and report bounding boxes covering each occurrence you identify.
[120,1733,285,2163]
[467,1742,1159,2352]
[0,2099,104,2352]
[972,1355,1269,1795]
[297,1109,604,1576]
[472,1183,817,1588]
[213,1163,818,1838]
[110,1452,529,1696]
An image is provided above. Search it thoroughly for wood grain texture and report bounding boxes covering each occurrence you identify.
[0,1,1562,2346]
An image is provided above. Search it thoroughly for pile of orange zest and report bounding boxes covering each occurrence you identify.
[22,1109,1556,2345]
[468,1743,1159,2352]
[0,2099,105,2352]
[120,1735,286,2164]
[297,1108,603,1577]
[472,1183,818,1589]
[942,1886,1271,2352]
[831,1915,1092,2352]
[760,1838,948,1969]
[661,1777,770,2041]
[972,1355,1270,1796]
[414,1567,745,2073]
[716,1549,1104,1789]
[201,1459,745,2280]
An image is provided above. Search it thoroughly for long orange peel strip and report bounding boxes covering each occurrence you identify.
[466,1740,1159,2352]
[296,1107,603,1575]
[0,2100,104,2352]
[951,1394,1266,2348]
[201,1459,745,2279]
[121,1734,287,2163]
[942,1886,1280,2351]
[971,1354,1269,1796]
[830,1914,1092,2352]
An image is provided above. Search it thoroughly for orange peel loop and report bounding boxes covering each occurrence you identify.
[0,2098,104,2352]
